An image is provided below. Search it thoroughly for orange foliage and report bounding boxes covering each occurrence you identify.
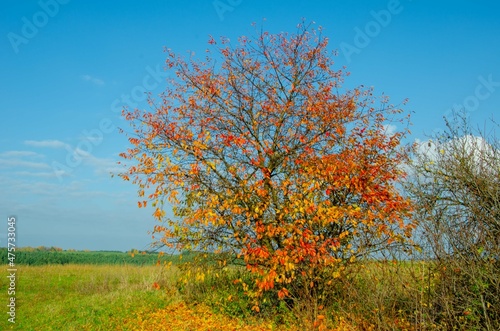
[119,22,414,305]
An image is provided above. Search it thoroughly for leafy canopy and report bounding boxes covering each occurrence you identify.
[119,22,414,302]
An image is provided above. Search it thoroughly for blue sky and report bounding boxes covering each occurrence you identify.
[1,0,499,251]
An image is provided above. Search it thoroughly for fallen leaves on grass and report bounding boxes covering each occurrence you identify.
[119,301,363,331]
[119,301,274,331]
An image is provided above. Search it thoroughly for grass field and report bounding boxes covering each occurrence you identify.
[3,261,482,330]
[1,264,172,330]
[0,264,312,331]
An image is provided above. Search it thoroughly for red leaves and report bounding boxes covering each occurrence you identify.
[118,22,414,307]
[246,245,270,259]
[261,167,271,179]
[128,137,141,146]
[277,287,289,299]
[218,133,247,147]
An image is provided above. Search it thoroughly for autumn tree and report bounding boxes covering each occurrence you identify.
[119,23,415,312]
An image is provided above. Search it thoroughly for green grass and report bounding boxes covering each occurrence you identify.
[0,264,302,331]
[0,264,179,331]
[0,260,471,330]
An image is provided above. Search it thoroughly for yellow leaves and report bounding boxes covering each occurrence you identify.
[170,164,180,173]
[126,301,279,331]
[206,161,216,172]
[339,230,350,240]
[169,190,179,201]
[153,208,165,219]
[118,26,415,319]
[192,140,207,151]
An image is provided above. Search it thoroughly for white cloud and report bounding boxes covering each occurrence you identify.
[78,133,103,143]
[14,170,69,178]
[82,74,105,86]
[0,149,68,177]
[74,147,92,157]
[9,143,122,178]
[64,148,123,176]
[0,158,51,169]
[24,139,69,149]
[382,124,397,137]
[0,151,44,158]
[82,153,123,176]
[415,138,438,160]
[415,135,499,176]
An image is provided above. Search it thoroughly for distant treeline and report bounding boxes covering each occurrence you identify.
[0,247,179,266]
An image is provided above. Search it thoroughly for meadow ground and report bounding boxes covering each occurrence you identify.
[0,264,332,331]
[0,262,448,330]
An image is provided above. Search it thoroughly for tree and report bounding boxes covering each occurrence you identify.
[119,22,415,311]
[406,112,500,330]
